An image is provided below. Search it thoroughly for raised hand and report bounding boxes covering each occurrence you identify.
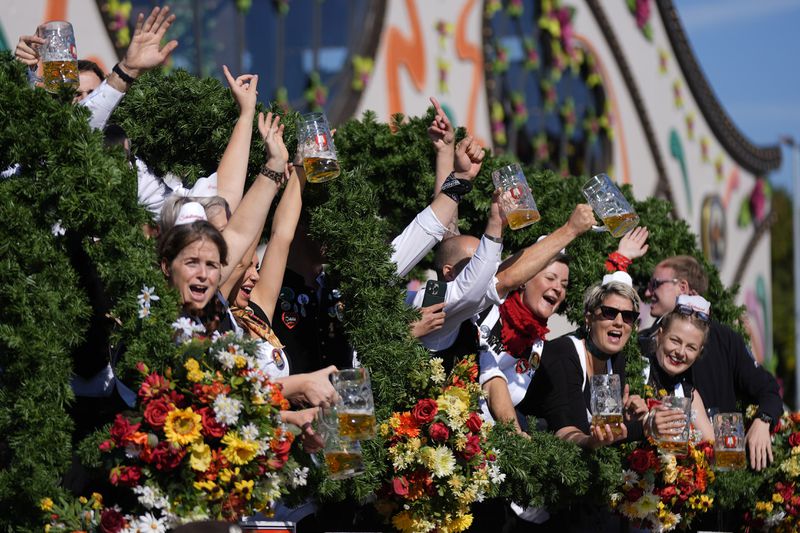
[120,6,179,78]
[566,204,596,236]
[617,226,650,260]
[222,65,258,114]
[14,32,45,67]
[258,111,289,174]
[427,96,455,151]
[454,135,485,180]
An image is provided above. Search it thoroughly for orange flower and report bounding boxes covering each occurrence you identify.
[392,412,420,438]
[125,431,150,446]
[695,467,708,493]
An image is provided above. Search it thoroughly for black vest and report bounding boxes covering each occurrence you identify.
[432,319,479,374]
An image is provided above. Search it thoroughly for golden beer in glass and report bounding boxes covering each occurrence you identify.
[492,164,540,231]
[337,410,377,441]
[713,413,746,471]
[582,173,640,237]
[324,449,365,480]
[656,396,692,456]
[297,113,340,183]
[592,413,624,437]
[330,368,376,441]
[38,21,79,92]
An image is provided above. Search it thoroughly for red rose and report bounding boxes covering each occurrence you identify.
[198,407,226,438]
[659,485,677,502]
[109,414,140,446]
[100,508,126,533]
[143,398,172,430]
[462,434,482,461]
[110,466,141,487]
[392,476,409,497]
[789,432,800,448]
[429,422,450,443]
[625,487,643,502]
[145,441,186,471]
[99,440,114,452]
[412,399,438,425]
[466,412,483,433]
[628,448,657,474]
[271,438,292,461]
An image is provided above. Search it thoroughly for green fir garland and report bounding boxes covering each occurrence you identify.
[0,54,770,530]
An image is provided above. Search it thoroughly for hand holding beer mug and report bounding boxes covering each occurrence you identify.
[590,374,624,438]
[38,21,79,92]
[653,396,691,455]
[582,173,640,237]
[491,163,541,230]
[713,412,746,470]
[296,112,340,183]
[330,367,376,441]
[316,406,366,480]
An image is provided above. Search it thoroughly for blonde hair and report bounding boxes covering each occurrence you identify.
[583,281,641,316]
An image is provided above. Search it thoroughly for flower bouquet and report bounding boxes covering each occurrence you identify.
[375,356,504,533]
[65,329,307,531]
[612,441,715,531]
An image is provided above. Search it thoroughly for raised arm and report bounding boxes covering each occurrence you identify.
[218,112,287,285]
[216,65,258,212]
[249,164,306,324]
[428,96,456,191]
[495,204,595,298]
[82,6,178,130]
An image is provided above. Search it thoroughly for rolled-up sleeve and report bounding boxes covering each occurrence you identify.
[80,80,125,131]
[391,206,448,277]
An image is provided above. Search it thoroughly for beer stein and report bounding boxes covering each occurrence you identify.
[655,396,691,455]
[317,405,366,480]
[581,173,640,237]
[590,374,624,437]
[296,112,340,183]
[38,21,79,92]
[330,367,376,440]
[713,412,746,471]
[491,163,541,230]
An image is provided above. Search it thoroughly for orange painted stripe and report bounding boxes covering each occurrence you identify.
[574,33,630,185]
[44,0,68,22]
[385,0,426,118]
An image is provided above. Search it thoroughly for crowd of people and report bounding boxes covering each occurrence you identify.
[13,5,783,532]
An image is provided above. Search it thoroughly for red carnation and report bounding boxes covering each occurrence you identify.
[466,412,483,433]
[628,448,657,474]
[100,508,126,533]
[789,432,800,448]
[462,434,482,461]
[145,441,186,471]
[659,485,677,502]
[109,466,141,487]
[412,399,438,425]
[138,373,170,402]
[109,414,140,446]
[143,398,173,430]
[392,476,409,497]
[429,422,450,443]
[198,407,226,438]
[99,439,114,452]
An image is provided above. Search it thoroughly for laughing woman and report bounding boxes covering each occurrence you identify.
[517,271,641,449]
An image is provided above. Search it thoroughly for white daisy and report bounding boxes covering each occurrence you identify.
[171,317,205,343]
[213,394,243,426]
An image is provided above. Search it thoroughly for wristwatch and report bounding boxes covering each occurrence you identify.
[757,412,774,426]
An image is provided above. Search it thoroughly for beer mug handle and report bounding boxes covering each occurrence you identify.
[591,224,609,233]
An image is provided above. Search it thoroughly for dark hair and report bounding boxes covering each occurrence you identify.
[157,220,228,268]
[659,255,709,295]
[658,309,711,346]
[77,59,105,82]
[103,124,131,161]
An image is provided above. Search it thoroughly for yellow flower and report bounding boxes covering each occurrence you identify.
[234,479,254,500]
[660,511,680,530]
[773,492,785,504]
[164,407,202,445]
[447,513,473,532]
[234,355,247,368]
[39,498,54,511]
[379,422,390,438]
[755,500,774,514]
[391,511,415,533]
[190,441,212,472]
[219,467,240,484]
[78,496,88,504]
[194,479,217,492]
[184,358,204,382]
[420,445,456,478]
[222,433,259,465]
[90,492,103,510]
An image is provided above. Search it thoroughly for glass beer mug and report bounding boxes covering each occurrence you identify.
[491,163,541,230]
[330,367,376,441]
[713,412,746,470]
[655,396,691,455]
[317,405,366,480]
[590,374,624,438]
[582,173,640,237]
[296,112,340,183]
[38,21,79,92]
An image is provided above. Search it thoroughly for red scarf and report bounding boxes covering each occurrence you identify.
[498,290,550,357]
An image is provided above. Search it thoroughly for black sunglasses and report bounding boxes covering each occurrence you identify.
[675,304,710,323]
[647,277,679,292]
[598,305,638,325]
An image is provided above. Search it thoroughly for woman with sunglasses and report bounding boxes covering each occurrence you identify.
[633,295,715,443]
[517,271,641,450]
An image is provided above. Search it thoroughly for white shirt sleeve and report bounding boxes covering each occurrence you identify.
[414,236,502,351]
[390,206,448,277]
[136,158,170,219]
[80,80,125,131]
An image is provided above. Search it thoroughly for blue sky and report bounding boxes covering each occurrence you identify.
[672,0,800,192]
